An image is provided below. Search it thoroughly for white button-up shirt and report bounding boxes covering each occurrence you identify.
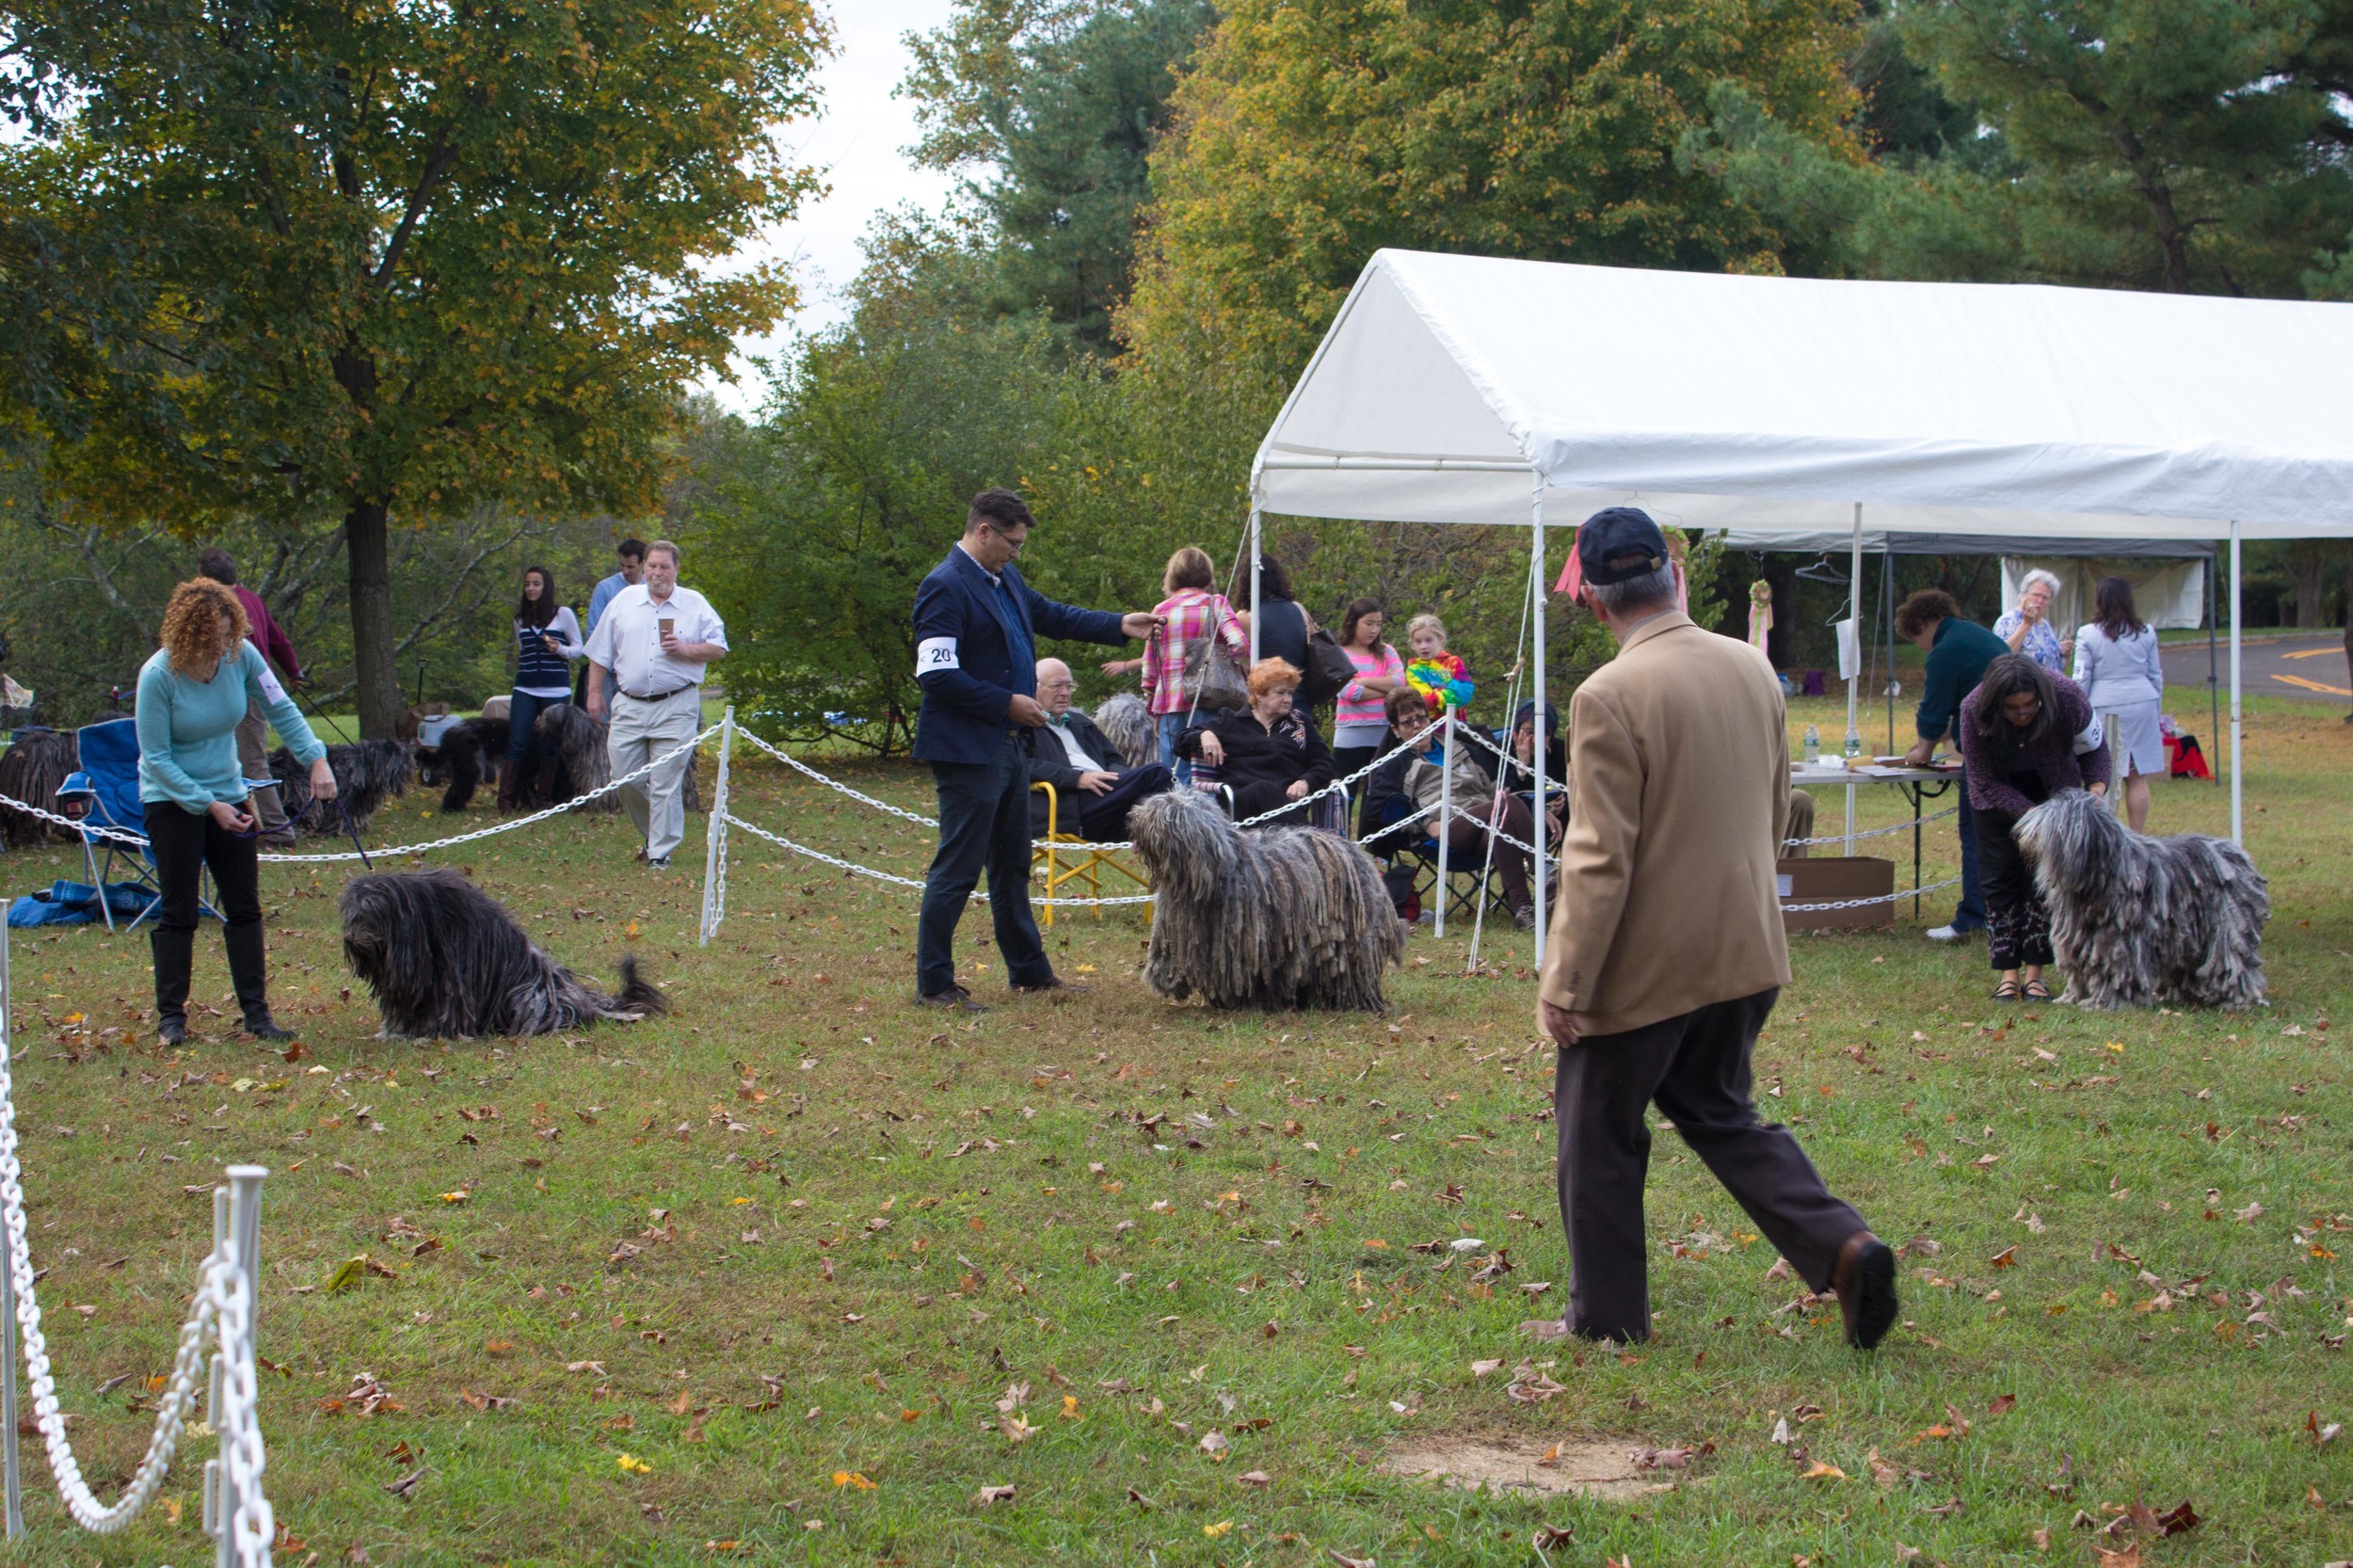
[583,584,728,698]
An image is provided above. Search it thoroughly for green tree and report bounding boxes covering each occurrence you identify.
[1124,0,1865,375]
[0,0,825,737]
[904,0,1212,346]
[1689,0,2353,296]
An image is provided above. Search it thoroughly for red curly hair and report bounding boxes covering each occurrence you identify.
[159,578,249,678]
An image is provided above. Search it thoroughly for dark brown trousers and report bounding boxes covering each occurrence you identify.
[1552,986,1867,1343]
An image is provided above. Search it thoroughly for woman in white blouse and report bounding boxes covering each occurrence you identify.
[2072,576,2166,832]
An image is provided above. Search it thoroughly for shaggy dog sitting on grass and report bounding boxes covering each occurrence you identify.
[2014,788,2268,1010]
[340,868,668,1037]
[1128,787,1403,1012]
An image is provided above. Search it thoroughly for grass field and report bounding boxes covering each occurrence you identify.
[0,685,2346,1567]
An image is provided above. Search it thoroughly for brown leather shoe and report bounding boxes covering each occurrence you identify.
[1013,976,1091,995]
[1830,1231,1898,1350]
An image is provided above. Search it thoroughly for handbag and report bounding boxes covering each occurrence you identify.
[1299,625,1358,707]
[1180,600,1251,713]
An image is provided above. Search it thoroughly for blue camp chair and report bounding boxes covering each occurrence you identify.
[55,718,161,933]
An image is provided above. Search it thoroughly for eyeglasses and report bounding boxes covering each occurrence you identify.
[986,524,1028,555]
[1039,679,1075,692]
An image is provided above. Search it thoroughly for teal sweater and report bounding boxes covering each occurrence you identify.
[1915,616,2010,743]
[136,642,327,813]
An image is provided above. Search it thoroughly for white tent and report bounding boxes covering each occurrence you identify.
[1247,248,2353,959]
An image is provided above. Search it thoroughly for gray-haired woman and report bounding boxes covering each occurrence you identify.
[1993,568,2072,673]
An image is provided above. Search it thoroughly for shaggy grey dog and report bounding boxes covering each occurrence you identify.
[1128,788,1403,1012]
[340,868,668,1038]
[272,739,414,834]
[1090,691,1159,770]
[2014,789,2268,1010]
[534,701,618,810]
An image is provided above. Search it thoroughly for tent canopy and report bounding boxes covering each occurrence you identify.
[1254,249,2353,539]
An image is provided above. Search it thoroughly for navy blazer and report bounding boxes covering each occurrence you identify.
[913,546,1127,764]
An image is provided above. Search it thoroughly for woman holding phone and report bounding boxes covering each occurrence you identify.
[504,564,585,810]
[136,577,334,1044]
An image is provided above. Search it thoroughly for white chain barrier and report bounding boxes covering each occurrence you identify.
[0,924,273,1564]
[0,724,723,867]
[1784,874,1965,913]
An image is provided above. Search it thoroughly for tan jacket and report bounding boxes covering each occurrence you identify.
[1539,612,1792,1036]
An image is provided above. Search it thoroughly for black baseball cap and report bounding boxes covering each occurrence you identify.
[1577,506,1670,585]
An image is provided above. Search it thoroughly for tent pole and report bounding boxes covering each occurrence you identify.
[1530,472,1547,970]
[1248,510,1262,664]
[2229,520,2243,843]
[2207,547,2220,789]
[1846,504,1861,855]
[1884,537,1897,753]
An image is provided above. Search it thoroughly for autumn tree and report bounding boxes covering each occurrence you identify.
[1123,0,1865,375]
[0,0,825,736]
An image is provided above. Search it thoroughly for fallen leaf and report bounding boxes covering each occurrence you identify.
[616,1454,651,1476]
[831,1470,876,1491]
[1800,1461,1846,1481]
[1328,1553,1375,1568]
[1199,1429,1229,1457]
[1989,1393,2018,1416]
[972,1483,1016,1507]
[382,1467,423,1497]
[1203,1521,1233,1538]
[1239,1469,1272,1487]
[1470,1358,1504,1377]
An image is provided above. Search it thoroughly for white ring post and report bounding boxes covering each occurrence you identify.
[210,1168,266,1568]
[700,708,735,947]
[0,924,17,1541]
[2229,520,2243,843]
[1530,472,1547,969]
[1434,711,1454,938]
[1247,511,1262,665]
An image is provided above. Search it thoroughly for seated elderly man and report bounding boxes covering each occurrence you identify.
[1021,658,1174,841]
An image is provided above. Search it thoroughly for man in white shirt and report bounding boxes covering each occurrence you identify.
[583,539,728,869]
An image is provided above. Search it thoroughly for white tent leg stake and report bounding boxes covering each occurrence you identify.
[1530,471,1547,970]
[700,708,736,947]
[1846,504,1862,855]
[2228,521,2243,842]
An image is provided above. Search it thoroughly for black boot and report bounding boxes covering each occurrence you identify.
[151,925,194,1042]
[535,755,561,808]
[224,918,288,1037]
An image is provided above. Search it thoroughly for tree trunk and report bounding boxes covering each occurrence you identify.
[344,499,403,739]
[2286,544,2328,628]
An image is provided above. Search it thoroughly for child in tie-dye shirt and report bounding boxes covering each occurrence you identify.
[1403,614,1474,714]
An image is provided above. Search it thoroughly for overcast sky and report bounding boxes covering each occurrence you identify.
[701,0,964,414]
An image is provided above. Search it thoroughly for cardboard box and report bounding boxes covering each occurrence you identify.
[1777,856,1895,931]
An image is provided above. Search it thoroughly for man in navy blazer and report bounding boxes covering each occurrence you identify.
[912,488,1160,1009]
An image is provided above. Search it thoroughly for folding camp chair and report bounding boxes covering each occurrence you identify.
[1367,791,1513,926]
[1031,781,1150,927]
[55,718,164,932]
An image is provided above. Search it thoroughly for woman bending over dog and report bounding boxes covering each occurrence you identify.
[135,578,335,1044]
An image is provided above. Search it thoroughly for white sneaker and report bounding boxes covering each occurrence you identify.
[1926,924,1967,943]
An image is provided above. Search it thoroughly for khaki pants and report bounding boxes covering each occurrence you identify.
[608,687,700,862]
[1781,788,1816,859]
[236,696,294,840]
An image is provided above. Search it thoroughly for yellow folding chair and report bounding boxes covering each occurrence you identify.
[1031,781,1152,926]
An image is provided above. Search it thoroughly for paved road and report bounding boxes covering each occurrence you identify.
[2161,633,2349,704]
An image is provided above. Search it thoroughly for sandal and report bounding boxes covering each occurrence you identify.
[1992,979,2022,1001]
[2022,979,2052,1003]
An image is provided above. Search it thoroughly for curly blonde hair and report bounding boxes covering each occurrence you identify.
[159,578,249,678]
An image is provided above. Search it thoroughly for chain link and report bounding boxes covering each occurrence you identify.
[724,814,1155,905]
[1783,874,1965,912]
[0,930,268,1557]
[1,723,720,867]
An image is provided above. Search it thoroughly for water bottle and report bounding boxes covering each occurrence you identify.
[1844,727,1863,760]
[1802,725,1820,764]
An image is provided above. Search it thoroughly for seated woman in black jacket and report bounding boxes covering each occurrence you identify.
[1176,658,1335,827]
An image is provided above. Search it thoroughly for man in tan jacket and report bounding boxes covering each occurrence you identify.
[1535,508,1895,1350]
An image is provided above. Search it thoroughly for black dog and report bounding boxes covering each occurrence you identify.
[339,868,668,1038]
[271,740,414,834]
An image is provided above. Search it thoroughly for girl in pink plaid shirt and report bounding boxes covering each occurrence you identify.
[1138,546,1249,771]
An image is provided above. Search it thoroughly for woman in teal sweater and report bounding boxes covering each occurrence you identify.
[136,578,336,1044]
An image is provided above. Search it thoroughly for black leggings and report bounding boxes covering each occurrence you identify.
[145,802,270,1026]
[1974,808,2054,970]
